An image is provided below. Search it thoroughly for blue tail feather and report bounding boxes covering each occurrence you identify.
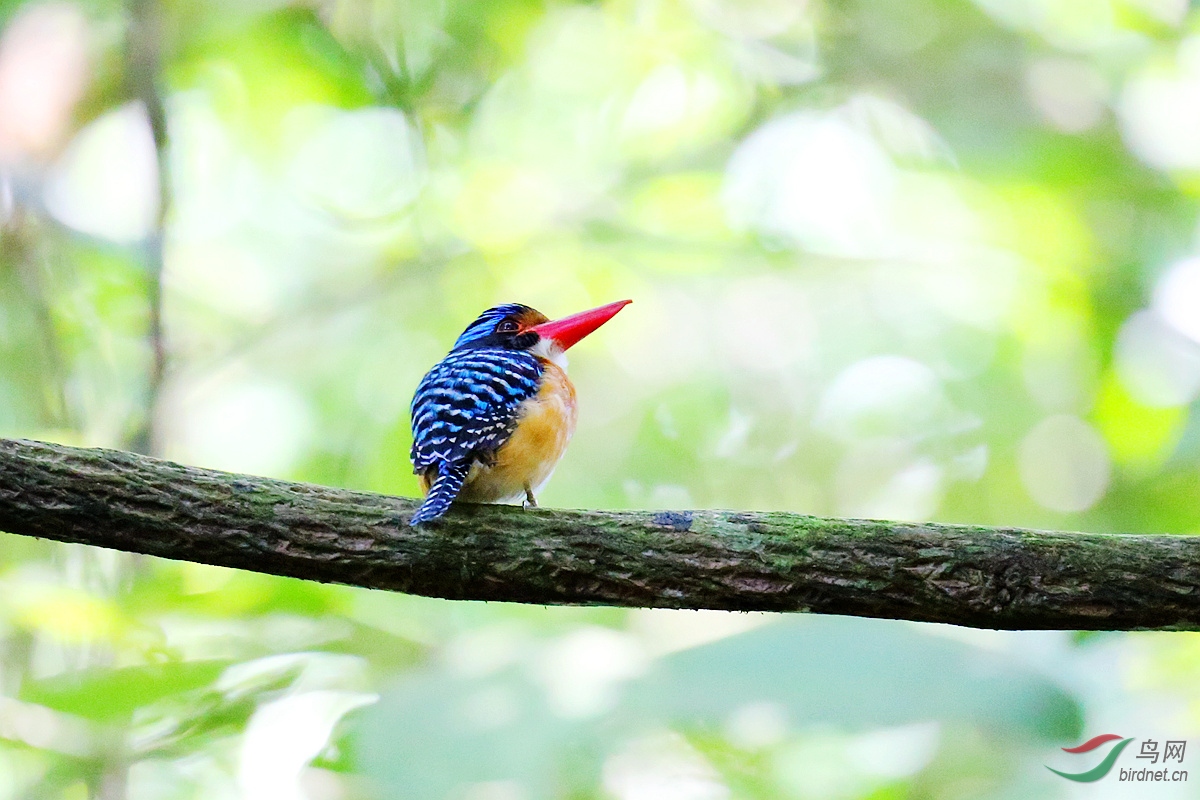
[410,463,470,525]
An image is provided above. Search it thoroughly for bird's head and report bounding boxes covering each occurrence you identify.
[451,299,631,365]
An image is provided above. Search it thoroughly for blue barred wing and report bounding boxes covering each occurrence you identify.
[410,349,543,472]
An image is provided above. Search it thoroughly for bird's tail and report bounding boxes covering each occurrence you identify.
[410,462,470,526]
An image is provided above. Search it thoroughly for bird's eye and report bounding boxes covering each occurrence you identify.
[497,320,519,333]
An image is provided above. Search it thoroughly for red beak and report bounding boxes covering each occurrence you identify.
[529,299,631,350]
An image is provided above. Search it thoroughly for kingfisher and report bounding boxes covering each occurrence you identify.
[408,299,631,525]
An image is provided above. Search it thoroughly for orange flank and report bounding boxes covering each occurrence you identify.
[420,361,578,505]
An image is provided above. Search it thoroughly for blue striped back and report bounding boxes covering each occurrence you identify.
[410,349,543,472]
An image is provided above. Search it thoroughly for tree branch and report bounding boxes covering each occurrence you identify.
[0,438,1196,631]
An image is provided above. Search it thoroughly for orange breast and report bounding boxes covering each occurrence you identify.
[456,361,577,504]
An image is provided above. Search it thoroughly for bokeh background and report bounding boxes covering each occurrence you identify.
[1,0,1200,797]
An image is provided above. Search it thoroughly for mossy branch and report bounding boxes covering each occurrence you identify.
[0,438,1196,631]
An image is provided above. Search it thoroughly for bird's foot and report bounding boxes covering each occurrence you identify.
[523,484,538,510]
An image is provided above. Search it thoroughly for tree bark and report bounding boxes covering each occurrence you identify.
[0,438,1196,631]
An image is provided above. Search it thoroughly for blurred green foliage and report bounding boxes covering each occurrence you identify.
[1,0,1200,797]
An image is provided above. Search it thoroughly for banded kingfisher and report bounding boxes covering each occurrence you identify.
[409,299,631,525]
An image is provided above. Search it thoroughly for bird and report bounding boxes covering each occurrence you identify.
[408,299,631,525]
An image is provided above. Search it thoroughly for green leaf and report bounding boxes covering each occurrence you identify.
[21,660,230,723]
[354,666,606,800]
[353,617,1082,799]
[627,617,1082,742]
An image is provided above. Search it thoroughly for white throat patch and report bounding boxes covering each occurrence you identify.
[531,337,569,370]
